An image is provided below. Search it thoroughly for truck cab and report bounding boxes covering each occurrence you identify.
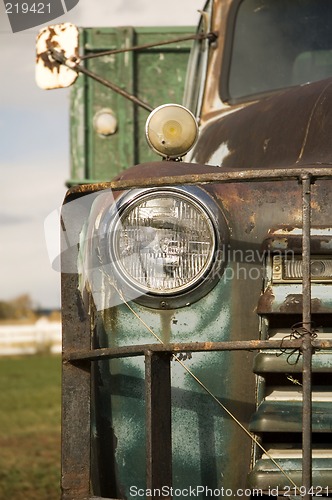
[188,0,332,168]
[37,0,332,498]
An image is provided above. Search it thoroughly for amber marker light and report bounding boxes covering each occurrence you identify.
[145,103,199,159]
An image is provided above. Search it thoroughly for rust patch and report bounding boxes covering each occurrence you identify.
[279,295,322,314]
[257,286,275,314]
[272,225,296,233]
[103,306,119,334]
[279,294,302,313]
[262,226,332,254]
[194,77,332,170]
[36,27,63,73]
[267,237,289,250]
[36,23,79,90]
[245,214,256,234]
[309,298,322,314]
[160,310,174,345]
[201,341,215,350]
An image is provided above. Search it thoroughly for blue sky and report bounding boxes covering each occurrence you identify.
[0,0,203,308]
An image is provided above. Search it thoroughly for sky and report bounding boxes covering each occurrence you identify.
[0,0,203,309]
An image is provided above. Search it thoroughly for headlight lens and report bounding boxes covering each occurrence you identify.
[98,186,228,308]
[112,190,215,295]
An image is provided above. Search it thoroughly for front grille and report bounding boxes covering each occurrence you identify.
[249,244,332,493]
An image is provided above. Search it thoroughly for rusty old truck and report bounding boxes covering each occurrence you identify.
[36,0,332,498]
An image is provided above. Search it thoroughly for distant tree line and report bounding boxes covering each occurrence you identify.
[0,294,36,321]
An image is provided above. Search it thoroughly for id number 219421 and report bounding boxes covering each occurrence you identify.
[5,3,51,14]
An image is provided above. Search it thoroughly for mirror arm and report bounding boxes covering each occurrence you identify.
[48,47,154,112]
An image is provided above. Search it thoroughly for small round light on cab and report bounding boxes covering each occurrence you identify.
[93,108,118,136]
[145,103,198,159]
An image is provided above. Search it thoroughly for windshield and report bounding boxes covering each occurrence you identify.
[226,0,332,101]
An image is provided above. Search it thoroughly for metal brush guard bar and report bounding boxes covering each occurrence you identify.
[61,167,332,500]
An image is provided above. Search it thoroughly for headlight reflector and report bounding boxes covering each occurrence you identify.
[112,190,215,295]
[145,104,198,159]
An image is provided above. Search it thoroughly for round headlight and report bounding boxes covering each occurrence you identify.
[103,187,227,308]
[145,104,198,159]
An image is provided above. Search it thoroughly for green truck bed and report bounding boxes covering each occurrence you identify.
[69,26,194,185]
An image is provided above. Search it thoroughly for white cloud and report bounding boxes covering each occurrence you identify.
[0,211,62,308]
[0,158,67,307]
[65,0,203,27]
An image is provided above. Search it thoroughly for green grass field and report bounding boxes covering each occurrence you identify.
[0,355,61,500]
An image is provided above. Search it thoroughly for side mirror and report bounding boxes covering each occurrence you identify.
[35,23,79,89]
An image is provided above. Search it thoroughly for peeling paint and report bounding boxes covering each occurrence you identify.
[274,227,332,236]
[208,142,232,166]
[270,237,288,249]
[35,23,79,89]
[263,138,271,153]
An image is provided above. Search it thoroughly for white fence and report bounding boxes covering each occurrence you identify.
[0,318,61,356]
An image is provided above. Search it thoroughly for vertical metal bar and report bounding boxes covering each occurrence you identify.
[60,191,98,499]
[301,174,313,499]
[145,351,172,499]
[61,276,91,500]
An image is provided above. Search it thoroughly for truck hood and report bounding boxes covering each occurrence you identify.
[193,78,332,169]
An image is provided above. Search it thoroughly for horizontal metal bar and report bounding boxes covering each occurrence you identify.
[64,338,332,362]
[67,166,332,195]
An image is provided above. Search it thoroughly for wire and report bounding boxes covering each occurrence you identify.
[277,322,318,365]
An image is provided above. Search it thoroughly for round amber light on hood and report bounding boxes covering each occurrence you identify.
[145,104,198,159]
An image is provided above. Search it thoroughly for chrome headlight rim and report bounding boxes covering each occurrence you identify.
[99,186,228,309]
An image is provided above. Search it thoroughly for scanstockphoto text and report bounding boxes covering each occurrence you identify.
[129,485,331,498]
[129,485,263,498]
